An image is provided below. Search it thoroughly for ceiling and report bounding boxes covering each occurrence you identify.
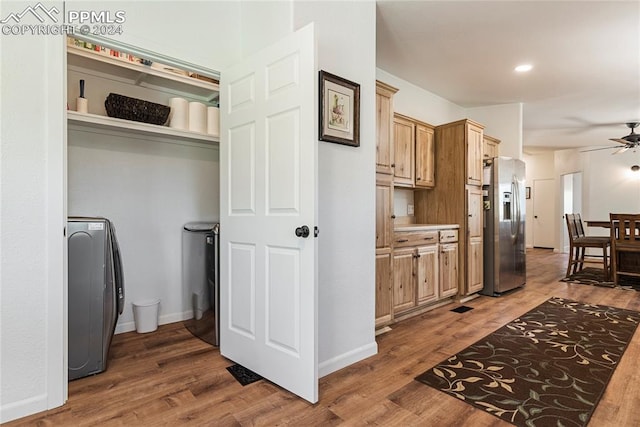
[376,1,640,152]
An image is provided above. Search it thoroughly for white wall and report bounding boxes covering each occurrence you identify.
[565,148,640,250]
[525,147,640,254]
[294,0,378,377]
[240,0,292,57]
[68,1,243,71]
[376,68,466,125]
[1,2,66,422]
[67,134,219,332]
[468,103,523,159]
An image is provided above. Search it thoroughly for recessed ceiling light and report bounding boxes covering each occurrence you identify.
[515,64,533,73]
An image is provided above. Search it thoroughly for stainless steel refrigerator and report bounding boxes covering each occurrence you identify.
[481,157,526,296]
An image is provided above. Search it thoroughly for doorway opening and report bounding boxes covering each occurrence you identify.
[561,172,583,253]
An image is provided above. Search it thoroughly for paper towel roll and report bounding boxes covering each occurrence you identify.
[207,106,220,136]
[169,97,189,130]
[76,97,88,114]
[188,102,207,133]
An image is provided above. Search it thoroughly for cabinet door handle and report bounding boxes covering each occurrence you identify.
[391,163,395,167]
[397,239,409,243]
[391,215,396,219]
[423,237,434,240]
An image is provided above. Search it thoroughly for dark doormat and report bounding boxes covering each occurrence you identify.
[450,305,474,313]
[226,364,263,386]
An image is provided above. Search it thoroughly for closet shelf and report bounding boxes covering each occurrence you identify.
[68,111,219,147]
[67,45,219,103]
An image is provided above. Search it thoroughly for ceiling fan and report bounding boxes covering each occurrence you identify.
[582,122,640,154]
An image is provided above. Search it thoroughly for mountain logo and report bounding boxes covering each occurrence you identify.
[0,2,59,24]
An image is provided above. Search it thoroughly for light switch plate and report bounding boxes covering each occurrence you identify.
[407,204,414,215]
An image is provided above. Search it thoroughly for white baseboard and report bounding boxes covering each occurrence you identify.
[0,393,47,424]
[115,310,193,335]
[318,341,378,378]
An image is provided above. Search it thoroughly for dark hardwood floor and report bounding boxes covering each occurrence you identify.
[7,249,640,426]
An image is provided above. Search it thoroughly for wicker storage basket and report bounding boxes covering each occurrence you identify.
[104,93,170,125]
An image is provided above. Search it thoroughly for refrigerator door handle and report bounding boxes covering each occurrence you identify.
[513,178,522,244]
[511,177,520,243]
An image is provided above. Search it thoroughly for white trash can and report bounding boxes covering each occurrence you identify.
[132,299,160,333]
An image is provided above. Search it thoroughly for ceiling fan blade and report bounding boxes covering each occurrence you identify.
[610,138,630,144]
[613,146,630,154]
[581,146,618,153]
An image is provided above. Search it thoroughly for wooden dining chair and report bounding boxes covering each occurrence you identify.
[609,213,640,285]
[565,213,610,278]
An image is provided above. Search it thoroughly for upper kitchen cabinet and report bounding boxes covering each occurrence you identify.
[415,121,435,188]
[376,81,398,175]
[393,113,435,189]
[466,121,484,186]
[393,113,416,187]
[66,37,220,147]
[483,134,501,160]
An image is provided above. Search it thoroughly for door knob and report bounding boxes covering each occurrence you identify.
[295,225,310,238]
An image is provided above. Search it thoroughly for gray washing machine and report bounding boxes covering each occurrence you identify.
[182,222,219,346]
[68,217,124,380]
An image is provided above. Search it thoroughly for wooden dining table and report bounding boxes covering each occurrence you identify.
[585,220,613,229]
[586,219,640,276]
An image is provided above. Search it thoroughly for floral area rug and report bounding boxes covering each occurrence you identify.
[561,267,640,291]
[415,297,640,426]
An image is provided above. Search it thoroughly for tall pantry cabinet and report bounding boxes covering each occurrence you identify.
[414,119,485,296]
[375,81,398,326]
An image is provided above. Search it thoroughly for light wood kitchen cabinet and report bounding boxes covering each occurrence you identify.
[467,187,483,294]
[375,81,397,327]
[415,122,435,188]
[393,114,415,187]
[393,113,435,189]
[391,228,459,318]
[416,245,438,304]
[467,122,484,186]
[483,134,500,160]
[375,248,393,327]
[376,173,394,249]
[439,243,459,298]
[375,167,395,328]
[393,248,416,313]
[414,119,485,297]
[376,81,398,175]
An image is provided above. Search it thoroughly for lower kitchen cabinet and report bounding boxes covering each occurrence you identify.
[388,228,459,321]
[375,248,393,327]
[439,243,459,298]
[417,245,438,304]
[467,237,483,294]
[393,248,416,313]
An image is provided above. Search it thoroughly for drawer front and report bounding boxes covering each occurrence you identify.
[439,229,459,243]
[394,231,438,248]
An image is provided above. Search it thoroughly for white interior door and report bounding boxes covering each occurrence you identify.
[533,178,555,248]
[219,24,318,403]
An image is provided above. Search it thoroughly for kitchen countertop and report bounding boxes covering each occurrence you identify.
[394,224,459,232]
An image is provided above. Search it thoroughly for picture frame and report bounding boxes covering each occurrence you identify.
[526,187,531,199]
[318,70,360,147]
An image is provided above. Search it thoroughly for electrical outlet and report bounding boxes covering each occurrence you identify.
[407,204,414,215]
